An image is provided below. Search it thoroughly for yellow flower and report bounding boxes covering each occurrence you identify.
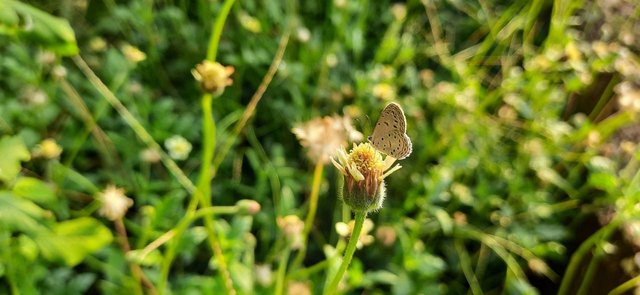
[98,185,133,221]
[292,115,363,164]
[331,143,402,212]
[277,215,304,250]
[372,83,395,101]
[164,135,192,160]
[121,44,146,63]
[33,138,62,159]
[336,218,375,249]
[238,11,262,33]
[192,60,235,94]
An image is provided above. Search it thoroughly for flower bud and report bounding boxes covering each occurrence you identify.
[236,199,261,215]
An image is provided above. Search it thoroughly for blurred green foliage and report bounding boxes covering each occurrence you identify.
[1,0,640,294]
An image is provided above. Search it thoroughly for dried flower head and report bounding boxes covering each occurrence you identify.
[121,44,146,63]
[33,138,62,159]
[98,185,133,221]
[277,215,304,250]
[292,115,363,164]
[336,218,375,249]
[164,135,192,160]
[192,60,235,94]
[332,143,402,213]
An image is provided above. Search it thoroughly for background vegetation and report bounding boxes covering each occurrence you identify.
[1,0,640,294]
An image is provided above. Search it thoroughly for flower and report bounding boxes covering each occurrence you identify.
[192,60,235,94]
[336,218,375,249]
[236,199,261,215]
[33,138,62,159]
[372,83,395,101]
[375,225,397,246]
[391,3,407,21]
[121,44,146,63]
[140,148,161,163]
[296,26,311,43]
[277,215,304,250]
[292,115,363,164]
[89,37,107,52]
[164,135,192,160]
[21,86,48,106]
[331,143,402,213]
[98,185,133,221]
[287,281,311,295]
[255,264,273,287]
[238,11,262,33]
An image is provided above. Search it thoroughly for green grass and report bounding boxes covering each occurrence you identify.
[1,0,640,294]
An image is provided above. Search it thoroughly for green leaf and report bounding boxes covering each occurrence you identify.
[35,217,113,266]
[13,177,57,205]
[0,135,30,184]
[0,191,48,233]
[0,0,78,56]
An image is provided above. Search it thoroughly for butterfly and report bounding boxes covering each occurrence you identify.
[368,102,412,159]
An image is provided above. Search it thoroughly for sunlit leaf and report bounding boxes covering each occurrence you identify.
[34,217,113,266]
[0,135,30,183]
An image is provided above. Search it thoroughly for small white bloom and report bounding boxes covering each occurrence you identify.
[98,185,133,221]
[164,135,192,160]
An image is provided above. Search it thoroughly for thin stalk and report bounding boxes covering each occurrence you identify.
[292,162,325,268]
[274,248,292,295]
[207,0,236,61]
[454,239,484,295]
[576,219,620,295]
[609,273,640,295]
[558,217,622,295]
[323,211,367,295]
[211,25,291,174]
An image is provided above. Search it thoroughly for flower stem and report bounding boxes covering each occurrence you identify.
[274,248,292,295]
[292,162,324,268]
[323,211,367,295]
[558,216,621,295]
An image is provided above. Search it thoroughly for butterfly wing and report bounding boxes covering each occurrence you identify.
[369,102,412,159]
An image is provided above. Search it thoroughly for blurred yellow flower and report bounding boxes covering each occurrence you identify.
[292,115,363,164]
[33,138,62,159]
[336,218,375,249]
[98,185,133,221]
[372,83,395,101]
[122,44,146,63]
[239,11,262,33]
[192,60,235,94]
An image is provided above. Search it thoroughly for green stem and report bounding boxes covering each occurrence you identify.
[455,239,484,295]
[324,211,367,295]
[274,248,292,295]
[291,162,325,269]
[558,217,621,295]
[207,0,236,61]
[609,273,640,295]
[576,219,620,295]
